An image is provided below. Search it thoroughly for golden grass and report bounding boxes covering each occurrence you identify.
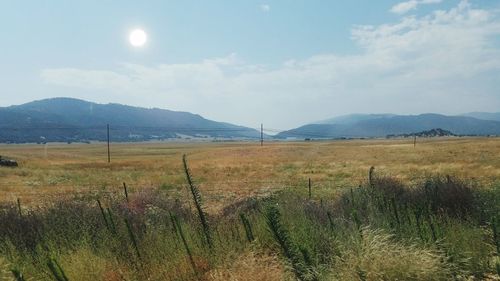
[333,227,452,280]
[0,257,13,281]
[207,250,290,281]
[1,137,499,212]
[59,248,110,281]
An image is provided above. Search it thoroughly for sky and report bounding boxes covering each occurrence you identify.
[1,0,499,130]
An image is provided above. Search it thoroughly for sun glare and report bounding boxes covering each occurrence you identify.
[129,29,147,47]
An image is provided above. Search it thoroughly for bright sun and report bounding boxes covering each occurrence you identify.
[129,29,147,47]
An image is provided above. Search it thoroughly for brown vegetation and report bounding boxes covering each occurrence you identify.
[1,138,499,213]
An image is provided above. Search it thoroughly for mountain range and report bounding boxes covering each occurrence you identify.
[461,112,500,122]
[276,113,500,139]
[0,98,261,143]
[1,98,499,143]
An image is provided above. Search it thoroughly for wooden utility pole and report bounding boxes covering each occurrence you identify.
[413,135,417,148]
[107,124,111,163]
[260,123,263,146]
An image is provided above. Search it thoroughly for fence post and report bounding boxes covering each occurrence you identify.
[308,178,312,199]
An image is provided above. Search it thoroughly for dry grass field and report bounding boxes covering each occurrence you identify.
[1,137,499,212]
[1,137,499,280]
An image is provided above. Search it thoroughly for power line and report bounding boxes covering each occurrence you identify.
[0,126,357,139]
[107,124,110,163]
[261,123,263,146]
[0,126,262,132]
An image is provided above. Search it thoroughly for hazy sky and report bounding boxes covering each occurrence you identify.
[1,0,499,129]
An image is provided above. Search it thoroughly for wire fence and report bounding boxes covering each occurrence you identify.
[1,175,498,187]
[1,175,498,200]
[1,126,499,203]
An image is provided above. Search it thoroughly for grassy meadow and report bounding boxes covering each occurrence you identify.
[1,137,499,210]
[0,137,499,280]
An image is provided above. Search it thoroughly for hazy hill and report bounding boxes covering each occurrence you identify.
[277,113,500,139]
[0,98,261,143]
[461,112,500,122]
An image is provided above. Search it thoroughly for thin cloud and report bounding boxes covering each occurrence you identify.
[260,4,270,12]
[390,0,442,15]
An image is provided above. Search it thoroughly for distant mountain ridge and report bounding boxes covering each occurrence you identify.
[3,99,499,142]
[277,113,500,139]
[461,112,500,122]
[0,98,261,143]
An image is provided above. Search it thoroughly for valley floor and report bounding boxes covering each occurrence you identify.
[0,137,499,212]
[0,137,499,280]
